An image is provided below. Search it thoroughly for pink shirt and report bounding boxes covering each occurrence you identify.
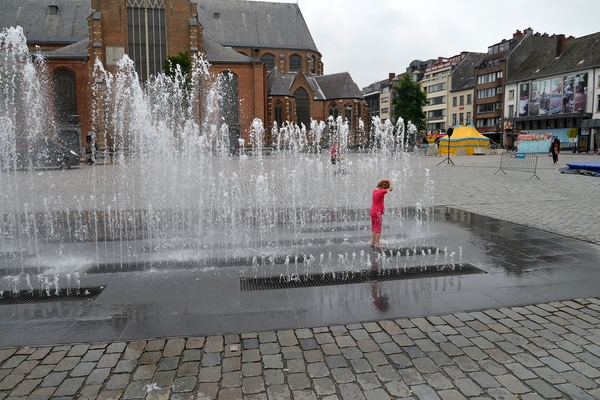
[370,189,389,214]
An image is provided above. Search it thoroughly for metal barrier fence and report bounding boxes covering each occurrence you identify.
[494,152,539,180]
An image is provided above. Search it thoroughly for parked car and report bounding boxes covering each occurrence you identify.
[2,136,80,170]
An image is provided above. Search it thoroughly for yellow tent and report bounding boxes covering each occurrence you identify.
[438,124,490,155]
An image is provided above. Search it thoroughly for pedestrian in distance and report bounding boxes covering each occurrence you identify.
[550,138,560,164]
[370,178,393,249]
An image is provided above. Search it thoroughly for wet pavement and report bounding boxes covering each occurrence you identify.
[1,152,600,399]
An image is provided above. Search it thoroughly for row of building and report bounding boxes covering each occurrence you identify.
[363,28,600,152]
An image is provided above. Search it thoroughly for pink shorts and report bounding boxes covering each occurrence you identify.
[370,211,383,233]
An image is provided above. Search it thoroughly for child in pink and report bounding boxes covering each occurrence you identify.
[370,178,393,248]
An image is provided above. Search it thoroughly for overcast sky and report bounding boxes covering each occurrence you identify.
[257,0,600,90]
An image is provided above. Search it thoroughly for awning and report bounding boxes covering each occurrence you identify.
[581,119,600,129]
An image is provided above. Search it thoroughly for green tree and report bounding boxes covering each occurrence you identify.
[163,52,192,79]
[392,74,428,133]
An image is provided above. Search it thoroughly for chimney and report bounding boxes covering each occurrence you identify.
[513,29,522,38]
[556,34,566,57]
[389,73,395,83]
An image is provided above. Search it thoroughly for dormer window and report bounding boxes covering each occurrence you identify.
[48,5,59,15]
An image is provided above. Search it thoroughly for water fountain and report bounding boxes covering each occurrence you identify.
[0,25,463,302]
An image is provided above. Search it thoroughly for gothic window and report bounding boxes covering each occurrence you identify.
[328,102,338,120]
[53,69,78,125]
[294,87,310,128]
[261,54,275,71]
[344,103,352,129]
[274,101,284,126]
[289,55,302,72]
[307,55,315,74]
[218,71,240,140]
[127,0,166,82]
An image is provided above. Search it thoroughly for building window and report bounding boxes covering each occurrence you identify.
[127,0,166,82]
[53,69,78,125]
[381,107,388,114]
[509,90,515,100]
[307,55,315,74]
[597,95,600,111]
[294,87,310,127]
[452,114,457,125]
[459,95,464,106]
[289,55,302,72]
[467,94,472,104]
[328,102,339,120]
[459,113,464,125]
[344,104,352,129]
[430,96,445,105]
[452,97,457,107]
[261,54,275,71]
[466,112,471,124]
[218,71,240,140]
[549,119,555,128]
[274,101,284,126]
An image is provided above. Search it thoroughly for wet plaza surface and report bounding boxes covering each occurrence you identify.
[1,206,599,349]
[2,153,600,399]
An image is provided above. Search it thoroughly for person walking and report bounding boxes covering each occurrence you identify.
[370,178,393,249]
[550,138,560,164]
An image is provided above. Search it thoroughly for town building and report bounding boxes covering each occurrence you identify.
[503,30,600,152]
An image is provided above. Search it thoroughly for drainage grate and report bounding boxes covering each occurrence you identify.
[0,286,105,305]
[240,263,485,291]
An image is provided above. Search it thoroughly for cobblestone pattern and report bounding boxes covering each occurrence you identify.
[2,298,600,399]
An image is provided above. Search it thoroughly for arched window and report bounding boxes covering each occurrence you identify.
[289,55,302,72]
[328,102,338,120]
[274,101,284,126]
[307,55,315,74]
[344,103,352,129]
[127,0,166,81]
[294,87,310,128]
[261,54,275,71]
[53,69,78,125]
[218,71,240,141]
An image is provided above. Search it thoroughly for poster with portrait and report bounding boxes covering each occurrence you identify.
[562,73,588,113]
[519,83,529,116]
[550,77,562,114]
[539,79,551,115]
[529,81,540,116]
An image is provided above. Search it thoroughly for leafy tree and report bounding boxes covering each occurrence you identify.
[392,74,428,133]
[163,52,192,79]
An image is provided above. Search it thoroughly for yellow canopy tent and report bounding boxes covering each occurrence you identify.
[438,124,490,155]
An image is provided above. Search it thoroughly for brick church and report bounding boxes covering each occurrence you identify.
[1,0,367,156]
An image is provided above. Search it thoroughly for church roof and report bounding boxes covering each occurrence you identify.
[269,70,363,101]
[43,38,89,59]
[0,0,90,45]
[203,38,254,64]
[193,0,319,53]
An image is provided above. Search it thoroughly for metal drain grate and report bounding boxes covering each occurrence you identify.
[240,263,485,291]
[0,286,105,305]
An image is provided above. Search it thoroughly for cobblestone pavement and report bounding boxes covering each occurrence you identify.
[1,152,600,399]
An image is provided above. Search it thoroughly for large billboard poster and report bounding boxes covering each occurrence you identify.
[529,81,540,116]
[539,79,551,115]
[563,73,588,113]
[519,83,529,116]
[550,77,562,114]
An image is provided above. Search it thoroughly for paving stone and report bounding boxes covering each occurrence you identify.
[469,371,501,388]
[242,362,262,377]
[114,359,137,373]
[258,331,277,343]
[291,389,318,400]
[54,377,85,396]
[277,330,298,346]
[173,376,197,392]
[221,371,241,388]
[295,328,313,339]
[241,376,264,394]
[259,342,280,355]
[82,349,105,362]
[97,353,121,369]
[356,372,380,390]
[123,379,151,399]
[384,379,411,397]
[105,373,131,390]
[133,364,156,381]
[313,377,336,396]
[525,378,563,398]
[264,369,284,386]
[11,359,38,375]
[495,374,531,394]
[28,364,55,379]
[288,372,311,390]
[331,368,355,384]
[303,349,323,363]
[411,384,441,400]
[266,384,290,400]
[41,371,68,388]
[338,382,365,400]
[122,341,146,360]
[185,337,205,349]
[9,377,42,396]
[164,338,186,357]
[78,384,102,400]
[26,348,51,361]
[204,336,224,353]
[299,338,319,351]
[198,366,221,382]
[86,368,111,385]
[177,361,199,377]
[454,377,484,397]
[70,361,97,377]
[106,342,127,354]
